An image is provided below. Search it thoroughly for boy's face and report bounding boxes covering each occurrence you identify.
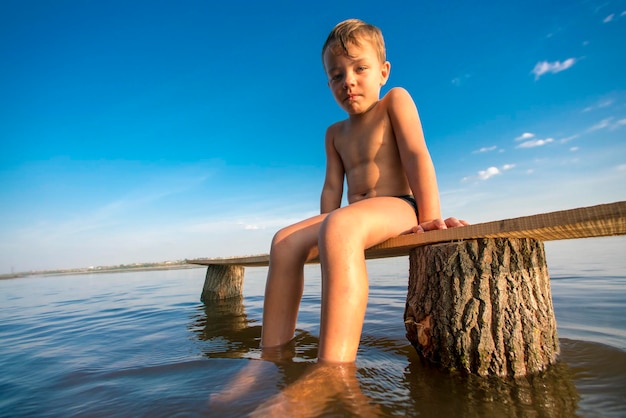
[323,39,390,116]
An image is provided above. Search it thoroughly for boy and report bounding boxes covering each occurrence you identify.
[261,19,466,364]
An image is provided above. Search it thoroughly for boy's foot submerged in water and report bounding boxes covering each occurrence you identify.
[210,360,380,417]
[209,344,380,417]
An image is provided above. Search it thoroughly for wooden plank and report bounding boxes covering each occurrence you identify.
[187,201,626,267]
[190,253,270,267]
[366,200,626,259]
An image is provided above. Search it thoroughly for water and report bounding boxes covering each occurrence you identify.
[1,239,625,417]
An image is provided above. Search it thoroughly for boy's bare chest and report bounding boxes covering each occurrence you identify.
[334,112,396,166]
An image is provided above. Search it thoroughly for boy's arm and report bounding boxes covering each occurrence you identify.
[386,87,442,225]
[320,125,345,214]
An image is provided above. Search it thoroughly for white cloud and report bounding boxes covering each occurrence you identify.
[515,132,535,141]
[555,117,625,146]
[618,164,626,171]
[473,145,498,153]
[516,138,555,148]
[570,146,579,152]
[583,98,614,112]
[559,134,580,143]
[531,58,576,80]
[588,118,613,132]
[597,99,613,108]
[604,13,615,23]
[238,221,262,230]
[589,117,626,131]
[467,164,515,182]
[478,166,500,180]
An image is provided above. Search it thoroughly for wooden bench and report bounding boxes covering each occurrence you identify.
[188,201,626,377]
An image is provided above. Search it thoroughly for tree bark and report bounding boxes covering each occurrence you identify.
[201,264,245,302]
[404,238,559,377]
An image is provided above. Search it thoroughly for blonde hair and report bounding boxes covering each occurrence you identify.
[322,19,386,65]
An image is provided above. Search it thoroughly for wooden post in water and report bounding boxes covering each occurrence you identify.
[404,238,559,377]
[201,264,245,302]
[190,202,626,376]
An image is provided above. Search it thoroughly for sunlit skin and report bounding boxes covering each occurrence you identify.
[261,39,467,363]
[250,363,380,417]
[209,22,467,413]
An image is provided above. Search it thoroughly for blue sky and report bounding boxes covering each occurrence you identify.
[1,0,625,273]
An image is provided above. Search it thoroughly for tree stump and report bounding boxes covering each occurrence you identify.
[201,264,245,302]
[404,238,559,377]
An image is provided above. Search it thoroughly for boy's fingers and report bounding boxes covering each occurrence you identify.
[444,217,470,228]
[419,219,446,231]
[411,225,424,234]
[417,217,469,233]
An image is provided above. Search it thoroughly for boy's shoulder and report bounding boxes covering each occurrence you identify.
[380,87,413,105]
[380,87,419,120]
[325,119,346,136]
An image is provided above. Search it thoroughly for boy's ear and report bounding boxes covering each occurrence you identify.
[380,61,391,86]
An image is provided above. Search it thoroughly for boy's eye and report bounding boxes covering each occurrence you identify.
[330,74,343,82]
[356,66,367,72]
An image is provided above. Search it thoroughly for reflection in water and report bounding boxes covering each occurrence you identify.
[399,353,579,418]
[190,296,320,361]
[189,297,260,359]
[190,297,584,417]
[0,266,622,416]
[192,298,381,416]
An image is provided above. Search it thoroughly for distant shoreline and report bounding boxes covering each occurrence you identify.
[0,261,204,280]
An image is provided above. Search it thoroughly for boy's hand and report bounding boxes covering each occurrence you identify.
[412,217,469,233]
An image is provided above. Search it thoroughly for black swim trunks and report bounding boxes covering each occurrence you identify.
[396,195,419,218]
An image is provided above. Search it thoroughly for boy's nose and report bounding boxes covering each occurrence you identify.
[343,73,356,89]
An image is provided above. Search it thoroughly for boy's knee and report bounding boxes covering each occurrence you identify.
[320,210,365,246]
[270,227,294,253]
[270,226,310,263]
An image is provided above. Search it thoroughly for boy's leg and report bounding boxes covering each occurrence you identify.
[317,197,418,363]
[261,214,328,348]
